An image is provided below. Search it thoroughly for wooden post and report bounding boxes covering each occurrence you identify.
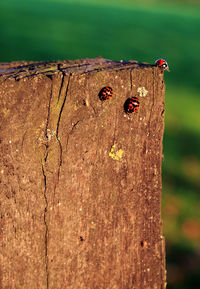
[0,58,166,289]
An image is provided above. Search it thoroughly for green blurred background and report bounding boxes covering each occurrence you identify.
[0,0,200,287]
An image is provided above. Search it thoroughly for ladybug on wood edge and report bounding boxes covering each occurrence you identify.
[155,59,169,71]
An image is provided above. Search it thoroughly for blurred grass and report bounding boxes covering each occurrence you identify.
[0,0,200,288]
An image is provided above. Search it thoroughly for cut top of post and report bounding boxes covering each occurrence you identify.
[0,58,156,81]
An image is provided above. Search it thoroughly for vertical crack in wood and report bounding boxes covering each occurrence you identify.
[41,78,54,289]
[41,74,72,286]
[42,77,56,287]
[56,73,72,167]
[42,164,49,289]
[57,72,65,104]
[45,80,53,142]
[130,69,133,91]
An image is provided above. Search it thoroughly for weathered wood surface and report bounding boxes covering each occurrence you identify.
[0,58,166,289]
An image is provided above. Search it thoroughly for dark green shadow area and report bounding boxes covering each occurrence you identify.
[163,127,200,289]
[166,244,200,289]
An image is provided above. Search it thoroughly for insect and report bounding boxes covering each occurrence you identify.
[155,59,169,71]
[124,96,140,113]
[99,86,113,101]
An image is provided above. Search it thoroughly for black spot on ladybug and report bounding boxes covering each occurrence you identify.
[124,96,140,113]
[80,236,84,242]
[99,86,113,101]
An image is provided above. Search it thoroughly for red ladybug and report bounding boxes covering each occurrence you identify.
[124,96,140,113]
[99,86,113,101]
[155,59,169,71]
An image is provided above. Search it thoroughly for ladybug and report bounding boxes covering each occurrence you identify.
[155,59,169,71]
[124,96,140,113]
[99,86,113,101]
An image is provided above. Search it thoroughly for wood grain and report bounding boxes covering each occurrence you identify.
[0,58,166,289]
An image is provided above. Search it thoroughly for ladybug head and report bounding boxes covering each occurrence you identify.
[155,59,169,71]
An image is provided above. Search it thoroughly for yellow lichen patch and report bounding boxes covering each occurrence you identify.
[109,145,124,161]
[137,86,148,97]
[46,129,56,141]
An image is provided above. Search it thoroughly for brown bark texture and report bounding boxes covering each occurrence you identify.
[0,58,166,289]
